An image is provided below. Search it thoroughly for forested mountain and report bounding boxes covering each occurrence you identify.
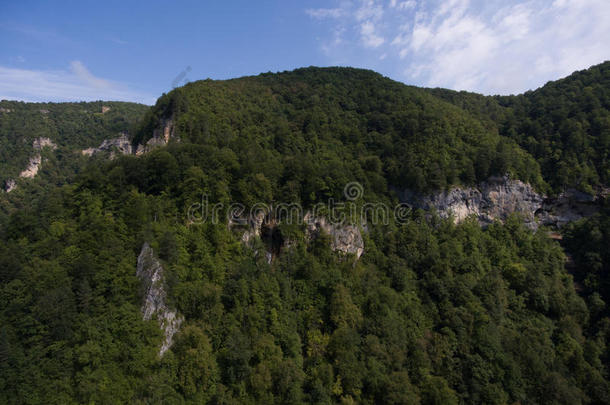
[0,63,609,404]
[429,61,610,193]
[0,101,147,190]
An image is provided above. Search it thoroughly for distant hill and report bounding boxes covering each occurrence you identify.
[0,100,148,185]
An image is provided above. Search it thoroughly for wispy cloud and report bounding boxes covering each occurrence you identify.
[306,8,345,19]
[109,37,129,45]
[360,21,385,48]
[0,61,155,104]
[306,0,610,94]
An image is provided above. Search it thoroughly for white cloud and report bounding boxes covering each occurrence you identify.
[361,21,385,47]
[306,0,610,94]
[356,0,384,21]
[0,61,155,104]
[390,0,416,9]
[69,61,111,89]
[306,8,345,19]
[109,37,129,45]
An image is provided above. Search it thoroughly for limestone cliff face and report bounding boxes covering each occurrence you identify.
[399,176,602,229]
[399,176,543,228]
[18,154,42,179]
[304,213,364,259]
[32,137,57,151]
[136,243,183,357]
[3,179,16,192]
[3,138,58,192]
[136,118,175,155]
[77,117,176,159]
[231,209,364,260]
[537,189,605,228]
[82,133,132,157]
[19,138,57,179]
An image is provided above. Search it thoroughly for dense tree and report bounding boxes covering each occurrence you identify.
[0,63,609,403]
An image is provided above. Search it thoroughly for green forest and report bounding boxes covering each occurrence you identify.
[0,62,609,404]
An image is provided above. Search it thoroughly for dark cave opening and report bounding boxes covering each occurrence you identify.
[261,223,284,256]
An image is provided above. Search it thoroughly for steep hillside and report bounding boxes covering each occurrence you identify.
[0,67,609,404]
[0,100,148,190]
[429,61,610,193]
[134,67,544,198]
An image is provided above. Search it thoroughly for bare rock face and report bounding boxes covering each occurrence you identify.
[136,118,175,155]
[538,189,602,227]
[82,133,132,157]
[136,243,183,357]
[399,176,544,228]
[399,176,602,230]
[239,211,267,246]
[19,154,42,179]
[80,117,176,159]
[304,212,364,259]
[230,209,365,260]
[32,137,57,150]
[3,138,58,191]
[3,179,16,192]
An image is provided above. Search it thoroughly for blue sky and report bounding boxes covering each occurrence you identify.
[1,0,608,105]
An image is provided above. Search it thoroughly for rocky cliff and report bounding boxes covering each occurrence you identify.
[231,209,365,261]
[32,137,57,151]
[3,138,58,192]
[136,243,183,357]
[18,154,42,179]
[399,175,603,229]
[304,212,364,259]
[77,117,176,160]
[82,133,133,158]
[3,179,16,192]
[135,118,175,155]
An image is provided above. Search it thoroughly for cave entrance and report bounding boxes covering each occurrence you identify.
[261,223,284,257]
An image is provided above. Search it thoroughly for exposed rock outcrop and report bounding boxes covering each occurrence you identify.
[230,209,364,260]
[78,117,176,159]
[3,179,16,193]
[239,211,267,246]
[82,133,132,157]
[20,137,58,178]
[3,138,57,192]
[399,176,543,229]
[304,212,364,259]
[136,243,183,357]
[136,118,175,155]
[399,176,603,230]
[537,189,604,228]
[19,154,42,179]
[32,137,57,150]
